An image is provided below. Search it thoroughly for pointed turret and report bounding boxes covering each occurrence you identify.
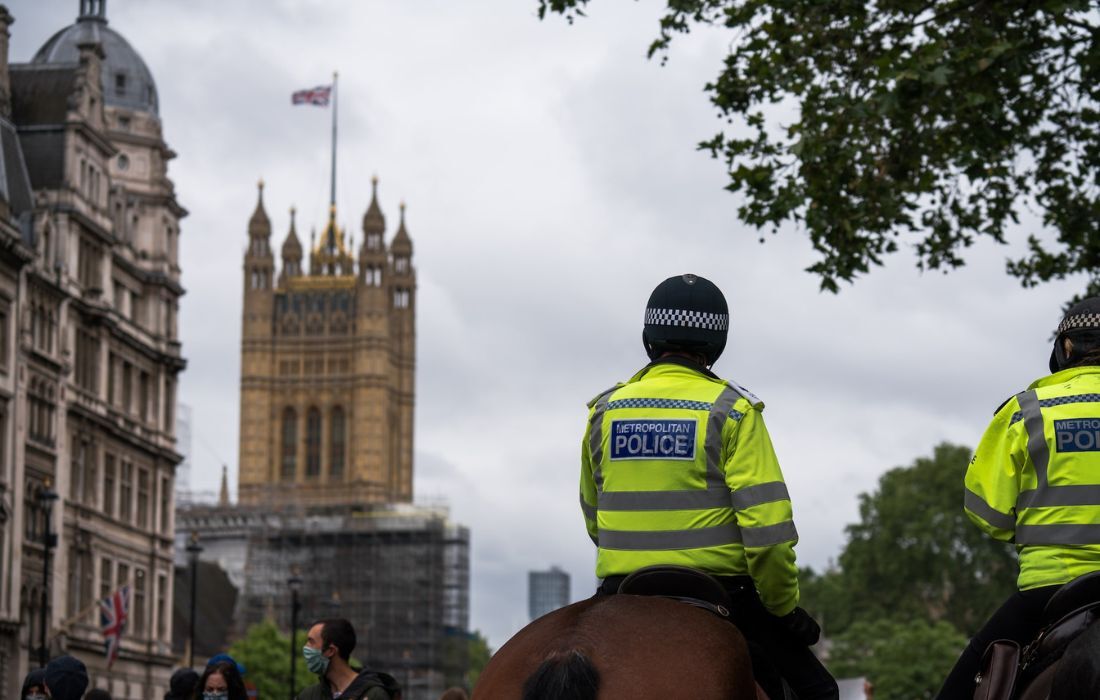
[359,176,387,287]
[362,175,385,239]
[391,201,413,257]
[219,465,230,506]
[280,206,303,284]
[244,179,274,293]
[248,180,271,240]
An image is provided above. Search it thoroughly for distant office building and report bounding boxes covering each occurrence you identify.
[529,566,570,620]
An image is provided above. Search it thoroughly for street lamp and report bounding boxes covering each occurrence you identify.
[38,479,58,667]
[186,530,203,668]
[288,566,303,700]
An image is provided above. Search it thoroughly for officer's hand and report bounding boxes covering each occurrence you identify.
[781,607,821,646]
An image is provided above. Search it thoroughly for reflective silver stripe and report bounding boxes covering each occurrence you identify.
[599,488,732,512]
[740,520,798,548]
[1016,523,1100,546]
[730,481,790,511]
[1017,390,1050,486]
[1018,484,1100,509]
[965,488,1016,531]
[579,494,598,521]
[705,387,740,489]
[597,523,743,551]
[589,391,613,495]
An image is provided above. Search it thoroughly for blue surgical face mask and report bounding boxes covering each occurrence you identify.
[203,694,228,700]
[303,644,330,675]
[26,694,48,700]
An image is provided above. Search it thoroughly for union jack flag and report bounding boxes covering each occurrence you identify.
[100,585,130,669]
[291,85,332,107]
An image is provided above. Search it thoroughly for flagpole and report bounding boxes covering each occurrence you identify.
[330,70,338,212]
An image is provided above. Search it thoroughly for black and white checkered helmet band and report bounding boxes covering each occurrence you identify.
[645,307,729,331]
[1057,313,1100,335]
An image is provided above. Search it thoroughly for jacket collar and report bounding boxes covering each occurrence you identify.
[1031,364,1100,390]
[631,356,719,382]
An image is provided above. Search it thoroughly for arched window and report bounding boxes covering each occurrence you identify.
[330,407,345,479]
[306,407,321,477]
[281,408,297,480]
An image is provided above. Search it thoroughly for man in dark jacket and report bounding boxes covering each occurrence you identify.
[296,618,399,700]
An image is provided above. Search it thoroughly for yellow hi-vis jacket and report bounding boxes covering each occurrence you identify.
[965,365,1100,591]
[580,360,800,616]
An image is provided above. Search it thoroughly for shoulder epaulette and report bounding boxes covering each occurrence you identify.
[993,393,1021,417]
[726,379,764,410]
[587,383,622,409]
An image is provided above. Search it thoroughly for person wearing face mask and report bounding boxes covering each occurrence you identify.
[194,660,247,700]
[21,668,47,700]
[297,618,400,700]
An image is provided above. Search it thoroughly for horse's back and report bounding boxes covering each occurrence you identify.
[474,595,755,699]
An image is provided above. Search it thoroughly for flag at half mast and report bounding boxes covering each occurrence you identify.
[292,85,332,106]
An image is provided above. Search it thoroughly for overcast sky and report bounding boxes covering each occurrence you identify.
[8,0,1084,650]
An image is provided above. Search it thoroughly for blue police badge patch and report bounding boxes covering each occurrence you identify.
[609,419,696,460]
[1054,418,1100,452]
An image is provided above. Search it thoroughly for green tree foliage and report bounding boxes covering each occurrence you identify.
[467,630,492,688]
[828,619,968,700]
[837,443,1016,636]
[538,1,1100,297]
[228,621,311,700]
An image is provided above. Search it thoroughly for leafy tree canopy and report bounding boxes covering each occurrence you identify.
[538,0,1100,297]
[828,618,967,700]
[822,443,1017,636]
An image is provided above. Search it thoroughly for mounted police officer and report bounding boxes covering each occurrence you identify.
[580,274,838,700]
[939,298,1100,698]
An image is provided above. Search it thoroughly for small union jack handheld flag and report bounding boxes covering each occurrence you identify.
[291,85,332,107]
[100,585,130,669]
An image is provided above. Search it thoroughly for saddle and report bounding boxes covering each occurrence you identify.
[618,565,732,619]
[975,571,1100,700]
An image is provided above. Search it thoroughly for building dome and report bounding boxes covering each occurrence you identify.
[31,1,159,116]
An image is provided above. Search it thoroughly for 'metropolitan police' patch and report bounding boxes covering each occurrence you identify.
[1054,418,1100,452]
[610,420,696,460]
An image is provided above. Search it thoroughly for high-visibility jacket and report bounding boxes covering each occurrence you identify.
[965,365,1100,591]
[580,360,800,616]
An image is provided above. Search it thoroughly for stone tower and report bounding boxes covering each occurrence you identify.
[238,177,416,507]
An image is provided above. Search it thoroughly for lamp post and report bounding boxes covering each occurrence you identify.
[38,479,58,667]
[186,530,203,668]
[288,567,302,700]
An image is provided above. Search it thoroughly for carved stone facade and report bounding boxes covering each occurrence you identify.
[238,178,416,507]
[0,2,185,697]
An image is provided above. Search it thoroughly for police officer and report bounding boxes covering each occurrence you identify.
[580,274,838,700]
[938,298,1100,698]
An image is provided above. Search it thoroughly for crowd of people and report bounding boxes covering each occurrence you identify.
[20,618,471,700]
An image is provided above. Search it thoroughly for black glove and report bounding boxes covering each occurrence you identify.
[781,607,821,646]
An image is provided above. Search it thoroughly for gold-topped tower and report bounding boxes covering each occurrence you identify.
[238,178,416,507]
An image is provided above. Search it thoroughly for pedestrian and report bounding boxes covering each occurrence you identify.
[166,669,200,700]
[579,274,838,700]
[42,655,88,700]
[938,298,1100,697]
[85,689,112,700]
[21,668,46,700]
[195,660,247,700]
[297,618,399,700]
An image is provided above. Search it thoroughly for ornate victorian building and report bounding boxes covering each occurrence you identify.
[0,1,185,696]
[238,178,416,507]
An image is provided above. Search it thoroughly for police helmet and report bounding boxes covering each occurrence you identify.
[643,274,729,366]
[1050,297,1100,373]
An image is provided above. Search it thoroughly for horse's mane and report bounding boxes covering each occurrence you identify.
[521,649,600,700]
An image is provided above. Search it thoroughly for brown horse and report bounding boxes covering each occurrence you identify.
[472,595,758,700]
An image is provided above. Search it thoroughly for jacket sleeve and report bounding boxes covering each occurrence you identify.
[964,398,1024,542]
[580,409,599,546]
[724,404,799,616]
